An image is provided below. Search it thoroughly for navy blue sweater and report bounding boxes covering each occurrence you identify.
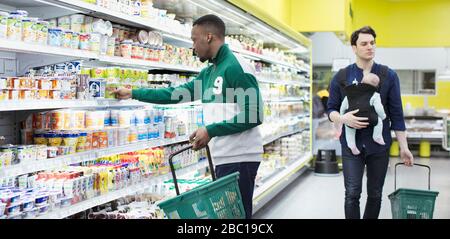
[327,63,406,155]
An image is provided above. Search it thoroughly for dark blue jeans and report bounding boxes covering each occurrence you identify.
[342,147,389,219]
[216,162,260,219]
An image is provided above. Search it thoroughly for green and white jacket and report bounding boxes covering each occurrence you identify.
[132,44,264,165]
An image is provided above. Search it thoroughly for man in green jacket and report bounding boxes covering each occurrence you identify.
[114,14,264,219]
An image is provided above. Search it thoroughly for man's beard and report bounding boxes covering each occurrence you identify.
[199,57,208,63]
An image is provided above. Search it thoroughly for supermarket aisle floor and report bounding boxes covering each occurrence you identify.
[253,157,450,219]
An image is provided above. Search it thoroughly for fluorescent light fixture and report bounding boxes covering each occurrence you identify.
[35,0,85,13]
[439,48,450,80]
[287,45,309,54]
[186,0,302,50]
[207,0,254,22]
[185,0,246,27]
[162,33,192,44]
[438,69,450,80]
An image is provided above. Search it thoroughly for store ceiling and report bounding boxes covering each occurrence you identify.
[0,0,43,7]
[153,0,303,50]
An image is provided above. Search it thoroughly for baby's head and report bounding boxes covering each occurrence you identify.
[362,73,380,87]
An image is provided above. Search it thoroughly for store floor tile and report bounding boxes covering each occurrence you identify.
[254,157,450,219]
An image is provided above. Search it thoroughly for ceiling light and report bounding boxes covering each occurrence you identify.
[35,0,86,13]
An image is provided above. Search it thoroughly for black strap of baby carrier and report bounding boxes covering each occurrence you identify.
[336,66,349,96]
[377,64,389,93]
[337,64,389,93]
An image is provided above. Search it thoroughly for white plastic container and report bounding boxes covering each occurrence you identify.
[21,17,36,43]
[70,14,84,33]
[82,16,94,33]
[47,18,57,28]
[0,12,8,39]
[100,34,108,55]
[36,21,49,45]
[57,16,71,30]
[7,13,22,41]
[107,37,116,56]
[89,32,102,53]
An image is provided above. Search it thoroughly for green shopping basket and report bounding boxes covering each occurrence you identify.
[388,163,439,219]
[157,145,245,219]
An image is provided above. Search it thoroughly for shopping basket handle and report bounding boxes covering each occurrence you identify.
[394,163,431,191]
[168,145,216,195]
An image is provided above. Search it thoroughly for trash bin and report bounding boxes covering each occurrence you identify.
[390,140,400,157]
[314,149,339,176]
[419,140,431,158]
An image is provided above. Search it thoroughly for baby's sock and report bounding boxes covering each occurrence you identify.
[350,146,360,155]
[373,137,385,145]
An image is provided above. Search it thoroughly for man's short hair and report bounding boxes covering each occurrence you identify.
[351,26,376,46]
[193,14,226,39]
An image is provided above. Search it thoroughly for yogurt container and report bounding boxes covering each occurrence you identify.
[48,18,57,28]
[7,13,22,41]
[57,16,71,30]
[90,32,102,53]
[21,197,35,211]
[106,37,116,56]
[0,12,9,39]
[6,204,21,216]
[60,196,72,208]
[71,32,80,49]
[48,28,63,47]
[131,42,140,59]
[21,17,35,43]
[120,40,132,58]
[70,14,84,33]
[79,33,90,50]
[37,204,49,215]
[36,21,49,45]
[100,34,108,55]
[62,30,73,48]
[47,146,58,158]
[35,193,49,207]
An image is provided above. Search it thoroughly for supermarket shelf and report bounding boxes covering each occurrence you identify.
[0,136,189,179]
[36,159,208,219]
[263,127,309,145]
[0,99,150,112]
[391,131,444,139]
[257,77,310,87]
[231,47,309,73]
[49,0,192,46]
[252,153,312,212]
[36,177,158,219]
[97,56,201,73]
[0,40,201,73]
[0,38,97,60]
[265,97,307,103]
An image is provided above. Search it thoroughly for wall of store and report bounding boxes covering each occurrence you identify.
[290,0,347,32]
[311,32,450,110]
[228,0,311,46]
[227,0,450,48]
[229,0,291,28]
[402,80,450,111]
[351,0,450,47]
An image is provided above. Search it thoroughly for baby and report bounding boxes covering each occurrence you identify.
[340,73,386,155]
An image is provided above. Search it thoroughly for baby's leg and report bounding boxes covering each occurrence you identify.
[373,117,385,145]
[345,126,360,155]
